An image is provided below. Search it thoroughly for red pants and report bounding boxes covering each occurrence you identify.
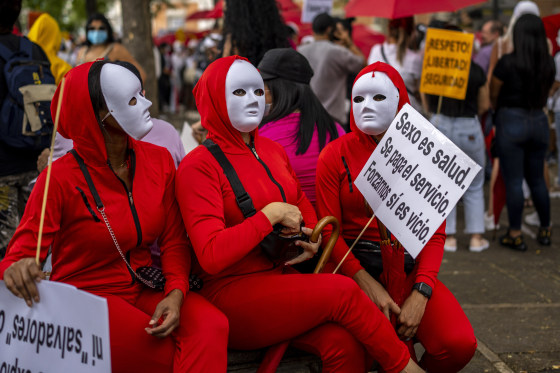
[105,289,229,373]
[207,272,410,373]
[416,280,477,373]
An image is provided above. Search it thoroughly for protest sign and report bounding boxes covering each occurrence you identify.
[0,281,111,373]
[420,28,474,100]
[301,0,332,23]
[354,104,481,258]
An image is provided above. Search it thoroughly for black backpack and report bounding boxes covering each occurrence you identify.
[0,37,56,150]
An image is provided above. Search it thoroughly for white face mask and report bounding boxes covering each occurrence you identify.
[352,72,399,136]
[225,60,265,133]
[100,64,153,140]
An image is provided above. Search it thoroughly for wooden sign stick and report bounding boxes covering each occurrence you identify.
[35,77,66,265]
[333,213,376,274]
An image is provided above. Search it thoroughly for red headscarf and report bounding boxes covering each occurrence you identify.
[193,55,263,155]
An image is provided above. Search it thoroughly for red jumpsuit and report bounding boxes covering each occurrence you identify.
[315,62,477,373]
[176,55,412,373]
[0,62,228,373]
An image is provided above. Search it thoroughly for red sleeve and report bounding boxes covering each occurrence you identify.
[315,145,363,278]
[175,152,273,275]
[413,221,445,290]
[159,155,190,297]
[0,170,62,277]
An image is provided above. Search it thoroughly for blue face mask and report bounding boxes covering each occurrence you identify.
[87,29,108,45]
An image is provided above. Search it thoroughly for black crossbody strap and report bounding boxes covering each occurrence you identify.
[202,139,257,218]
[70,149,103,209]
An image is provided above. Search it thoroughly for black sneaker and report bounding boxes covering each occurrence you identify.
[500,233,527,251]
[537,227,551,246]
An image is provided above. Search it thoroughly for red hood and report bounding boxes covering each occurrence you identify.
[193,55,262,154]
[349,62,410,146]
[52,61,131,166]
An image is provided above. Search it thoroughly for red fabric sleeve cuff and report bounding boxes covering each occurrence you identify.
[414,274,436,290]
[164,280,189,298]
[253,210,274,234]
[341,259,363,279]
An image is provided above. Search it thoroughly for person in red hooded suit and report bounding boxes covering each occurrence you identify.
[0,60,228,373]
[315,62,477,372]
[175,55,425,373]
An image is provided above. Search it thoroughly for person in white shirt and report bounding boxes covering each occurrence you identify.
[368,17,424,113]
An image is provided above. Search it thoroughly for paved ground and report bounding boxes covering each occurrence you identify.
[440,193,560,373]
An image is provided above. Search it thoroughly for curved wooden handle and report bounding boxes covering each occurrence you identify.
[310,216,339,274]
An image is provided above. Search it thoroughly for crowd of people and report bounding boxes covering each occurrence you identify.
[0,0,558,372]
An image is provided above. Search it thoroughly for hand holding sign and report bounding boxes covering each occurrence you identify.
[3,258,46,307]
[354,104,481,258]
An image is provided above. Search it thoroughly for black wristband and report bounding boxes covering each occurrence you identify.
[412,282,432,299]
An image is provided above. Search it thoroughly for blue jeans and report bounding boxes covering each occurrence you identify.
[496,107,550,229]
[432,114,486,235]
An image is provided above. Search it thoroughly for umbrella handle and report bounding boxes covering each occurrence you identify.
[310,216,339,274]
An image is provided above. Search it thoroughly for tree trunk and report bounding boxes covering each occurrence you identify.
[121,0,159,116]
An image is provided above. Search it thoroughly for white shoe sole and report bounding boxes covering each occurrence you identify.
[469,240,490,252]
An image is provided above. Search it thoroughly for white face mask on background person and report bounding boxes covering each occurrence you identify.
[225,60,265,133]
[100,64,153,140]
[352,72,399,136]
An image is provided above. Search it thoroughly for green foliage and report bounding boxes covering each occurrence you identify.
[22,0,113,33]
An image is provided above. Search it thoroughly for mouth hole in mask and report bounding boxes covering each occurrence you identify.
[353,96,364,103]
[128,97,137,106]
[373,94,386,101]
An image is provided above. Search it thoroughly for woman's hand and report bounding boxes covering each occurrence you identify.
[37,148,50,173]
[353,269,400,320]
[3,258,46,307]
[396,290,428,339]
[285,227,321,266]
[145,289,183,338]
[261,202,303,235]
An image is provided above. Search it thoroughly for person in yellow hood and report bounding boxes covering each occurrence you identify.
[28,13,71,84]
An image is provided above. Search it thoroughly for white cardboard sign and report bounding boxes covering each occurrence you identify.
[301,0,333,23]
[354,104,481,258]
[0,281,111,373]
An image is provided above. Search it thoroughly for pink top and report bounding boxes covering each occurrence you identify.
[259,112,346,206]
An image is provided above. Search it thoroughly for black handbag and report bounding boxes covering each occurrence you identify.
[71,149,202,292]
[136,267,203,292]
[345,238,415,280]
[203,139,308,263]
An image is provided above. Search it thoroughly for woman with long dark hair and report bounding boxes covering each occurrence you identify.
[75,13,146,82]
[367,17,424,113]
[491,14,556,250]
[222,0,290,66]
[258,48,345,206]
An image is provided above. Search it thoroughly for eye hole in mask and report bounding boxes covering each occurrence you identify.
[255,88,265,97]
[129,97,137,106]
[353,94,387,103]
[233,88,246,96]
